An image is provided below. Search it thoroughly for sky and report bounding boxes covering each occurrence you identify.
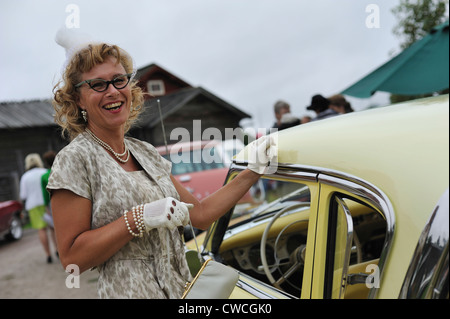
[1,0,404,128]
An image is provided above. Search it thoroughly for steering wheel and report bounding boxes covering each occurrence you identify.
[260,203,308,291]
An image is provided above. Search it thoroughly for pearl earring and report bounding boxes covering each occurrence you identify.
[81,110,87,122]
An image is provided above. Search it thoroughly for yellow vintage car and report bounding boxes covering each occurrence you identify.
[186,94,449,299]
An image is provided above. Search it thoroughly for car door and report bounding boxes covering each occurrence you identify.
[200,165,394,299]
[309,174,393,299]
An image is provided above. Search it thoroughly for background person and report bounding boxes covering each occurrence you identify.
[301,115,312,124]
[278,112,301,130]
[328,94,354,114]
[41,151,58,246]
[272,100,291,129]
[20,153,56,263]
[306,94,339,121]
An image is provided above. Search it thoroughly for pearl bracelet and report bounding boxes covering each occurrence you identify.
[124,204,145,238]
[132,204,145,234]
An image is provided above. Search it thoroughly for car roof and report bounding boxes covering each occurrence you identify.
[156,139,221,155]
[279,94,447,189]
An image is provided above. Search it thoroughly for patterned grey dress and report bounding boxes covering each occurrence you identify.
[47,132,192,298]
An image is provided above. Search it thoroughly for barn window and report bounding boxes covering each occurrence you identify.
[147,80,165,96]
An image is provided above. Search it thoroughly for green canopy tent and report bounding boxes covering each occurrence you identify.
[341,21,449,98]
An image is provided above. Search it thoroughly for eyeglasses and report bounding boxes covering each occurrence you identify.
[75,73,133,92]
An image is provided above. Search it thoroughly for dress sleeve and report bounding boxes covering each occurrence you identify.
[158,153,172,174]
[46,146,92,200]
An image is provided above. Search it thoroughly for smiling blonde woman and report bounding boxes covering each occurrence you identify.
[47,31,276,299]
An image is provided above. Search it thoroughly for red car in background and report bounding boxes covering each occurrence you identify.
[157,139,261,240]
[0,200,23,241]
[157,139,244,201]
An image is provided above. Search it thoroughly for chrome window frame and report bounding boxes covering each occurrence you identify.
[318,173,395,299]
[224,161,395,299]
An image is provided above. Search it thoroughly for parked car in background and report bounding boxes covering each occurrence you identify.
[0,200,24,241]
[157,139,244,201]
[158,139,247,240]
[186,95,449,299]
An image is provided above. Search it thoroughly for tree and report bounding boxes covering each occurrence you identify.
[390,0,449,103]
[392,0,448,49]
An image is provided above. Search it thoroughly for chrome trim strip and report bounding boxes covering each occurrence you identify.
[235,272,297,299]
[399,188,449,299]
[233,161,318,182]
[335,197,355,299]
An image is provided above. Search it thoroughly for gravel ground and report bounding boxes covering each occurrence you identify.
[0,228,98,299]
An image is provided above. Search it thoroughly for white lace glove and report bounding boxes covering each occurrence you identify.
[247,135,278,174]
[143,197,193,231]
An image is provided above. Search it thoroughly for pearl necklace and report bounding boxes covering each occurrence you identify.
[86,128,130,163]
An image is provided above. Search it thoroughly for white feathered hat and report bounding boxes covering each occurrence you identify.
[55,27,97,66]
[55,27,135,73]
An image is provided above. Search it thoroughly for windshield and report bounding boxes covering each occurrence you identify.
[162,148,225,175]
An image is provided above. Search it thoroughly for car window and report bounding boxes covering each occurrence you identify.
[220,178,311,297]
[324,194,387,299]
[163,148,225,175]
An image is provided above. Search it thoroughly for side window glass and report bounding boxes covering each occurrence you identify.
[220,178,311,297]
[325,194,387,299]
[191,149,203,172]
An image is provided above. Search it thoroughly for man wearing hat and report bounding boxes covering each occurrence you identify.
[306,94,339,121]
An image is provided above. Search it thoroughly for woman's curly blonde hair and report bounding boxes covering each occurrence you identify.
[52,43,144,141]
